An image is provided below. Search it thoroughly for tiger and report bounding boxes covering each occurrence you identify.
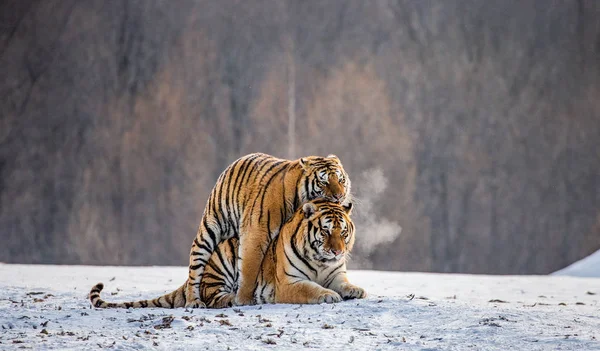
[88,199,366,308]
[89,153,352,308]
[205,198,366,306]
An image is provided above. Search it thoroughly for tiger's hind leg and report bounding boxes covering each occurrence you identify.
[200,238,239,308]
[185,218,229,308]
[235,226,271,306]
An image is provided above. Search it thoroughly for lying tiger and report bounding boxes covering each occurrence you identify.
[89,199,366,308]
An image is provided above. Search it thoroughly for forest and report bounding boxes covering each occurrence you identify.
[1,0,599,274]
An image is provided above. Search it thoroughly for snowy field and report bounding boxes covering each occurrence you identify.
[0,264,598,350]
[554,249,600,278]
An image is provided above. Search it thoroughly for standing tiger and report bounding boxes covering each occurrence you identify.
[89,153,351,308]
[89,199,366,308]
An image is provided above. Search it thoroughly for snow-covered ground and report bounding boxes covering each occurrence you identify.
[553,249,600,278]
[0,264,598,350]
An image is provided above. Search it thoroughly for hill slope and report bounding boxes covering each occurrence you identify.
[553,249,600,277]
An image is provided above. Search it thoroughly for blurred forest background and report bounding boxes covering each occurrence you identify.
[1,0,599,274]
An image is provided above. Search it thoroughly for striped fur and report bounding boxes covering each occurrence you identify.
[185,153,352,307]
[89,153,351,309]
[88,200,365,309]
[199,199,366,305]
[254,199,366,304]
[89,239,240,309]
[89,282,186,309]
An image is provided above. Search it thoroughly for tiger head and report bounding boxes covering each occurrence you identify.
[298,154,351,205]
[300,199,355,265]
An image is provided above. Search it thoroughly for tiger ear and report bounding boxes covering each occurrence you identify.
[342,202,353,215]
[299,158,311,171]
[303,202,317,218]
[327,154,339,161]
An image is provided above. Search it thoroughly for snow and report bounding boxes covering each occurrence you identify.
[553,249,600,278]
[0,264,599,350]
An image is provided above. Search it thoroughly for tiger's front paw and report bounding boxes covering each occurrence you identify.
[338,284,367,300]
[314,290,342,304]
[184,298,206,308]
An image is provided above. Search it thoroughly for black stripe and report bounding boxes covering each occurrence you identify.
[231,221,239,238]
[227,239,238,284]
[284,249,311,280]
[190,258,208,270]
[303,177,310,201]
[293,169,301,208]
[279,163,293,214]
[290,222,318,275]
[259,280,268,300]
[215,245,234,280]
[268,235,279,273]
[224,163,236,218]
[255,161,287,221]
[205,287,228,303]
[257,159,284,186]
[324,265,345,287]
[249,159,281,210]
[203,272,226,283]
[232,155,262,221]
[193,237,202,248]
[213,170,229,233]
[203,218,218,246]
[201,241,213,252]
[192,255,209,264]
[239,164,259,210]
[284,271,305,281]
[281,185,287,220]
[271,236,279,256]
[164,293,174,308]
[206,260,227,278]
[242,156,274,209]
[209,172,224,215]
[193,240,212,253]
[231,156,253,222]
[308,221,323,252]
[311,177,319,198]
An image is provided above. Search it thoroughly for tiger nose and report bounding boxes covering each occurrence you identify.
[333,193,343,201]
[332,249,343,256]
